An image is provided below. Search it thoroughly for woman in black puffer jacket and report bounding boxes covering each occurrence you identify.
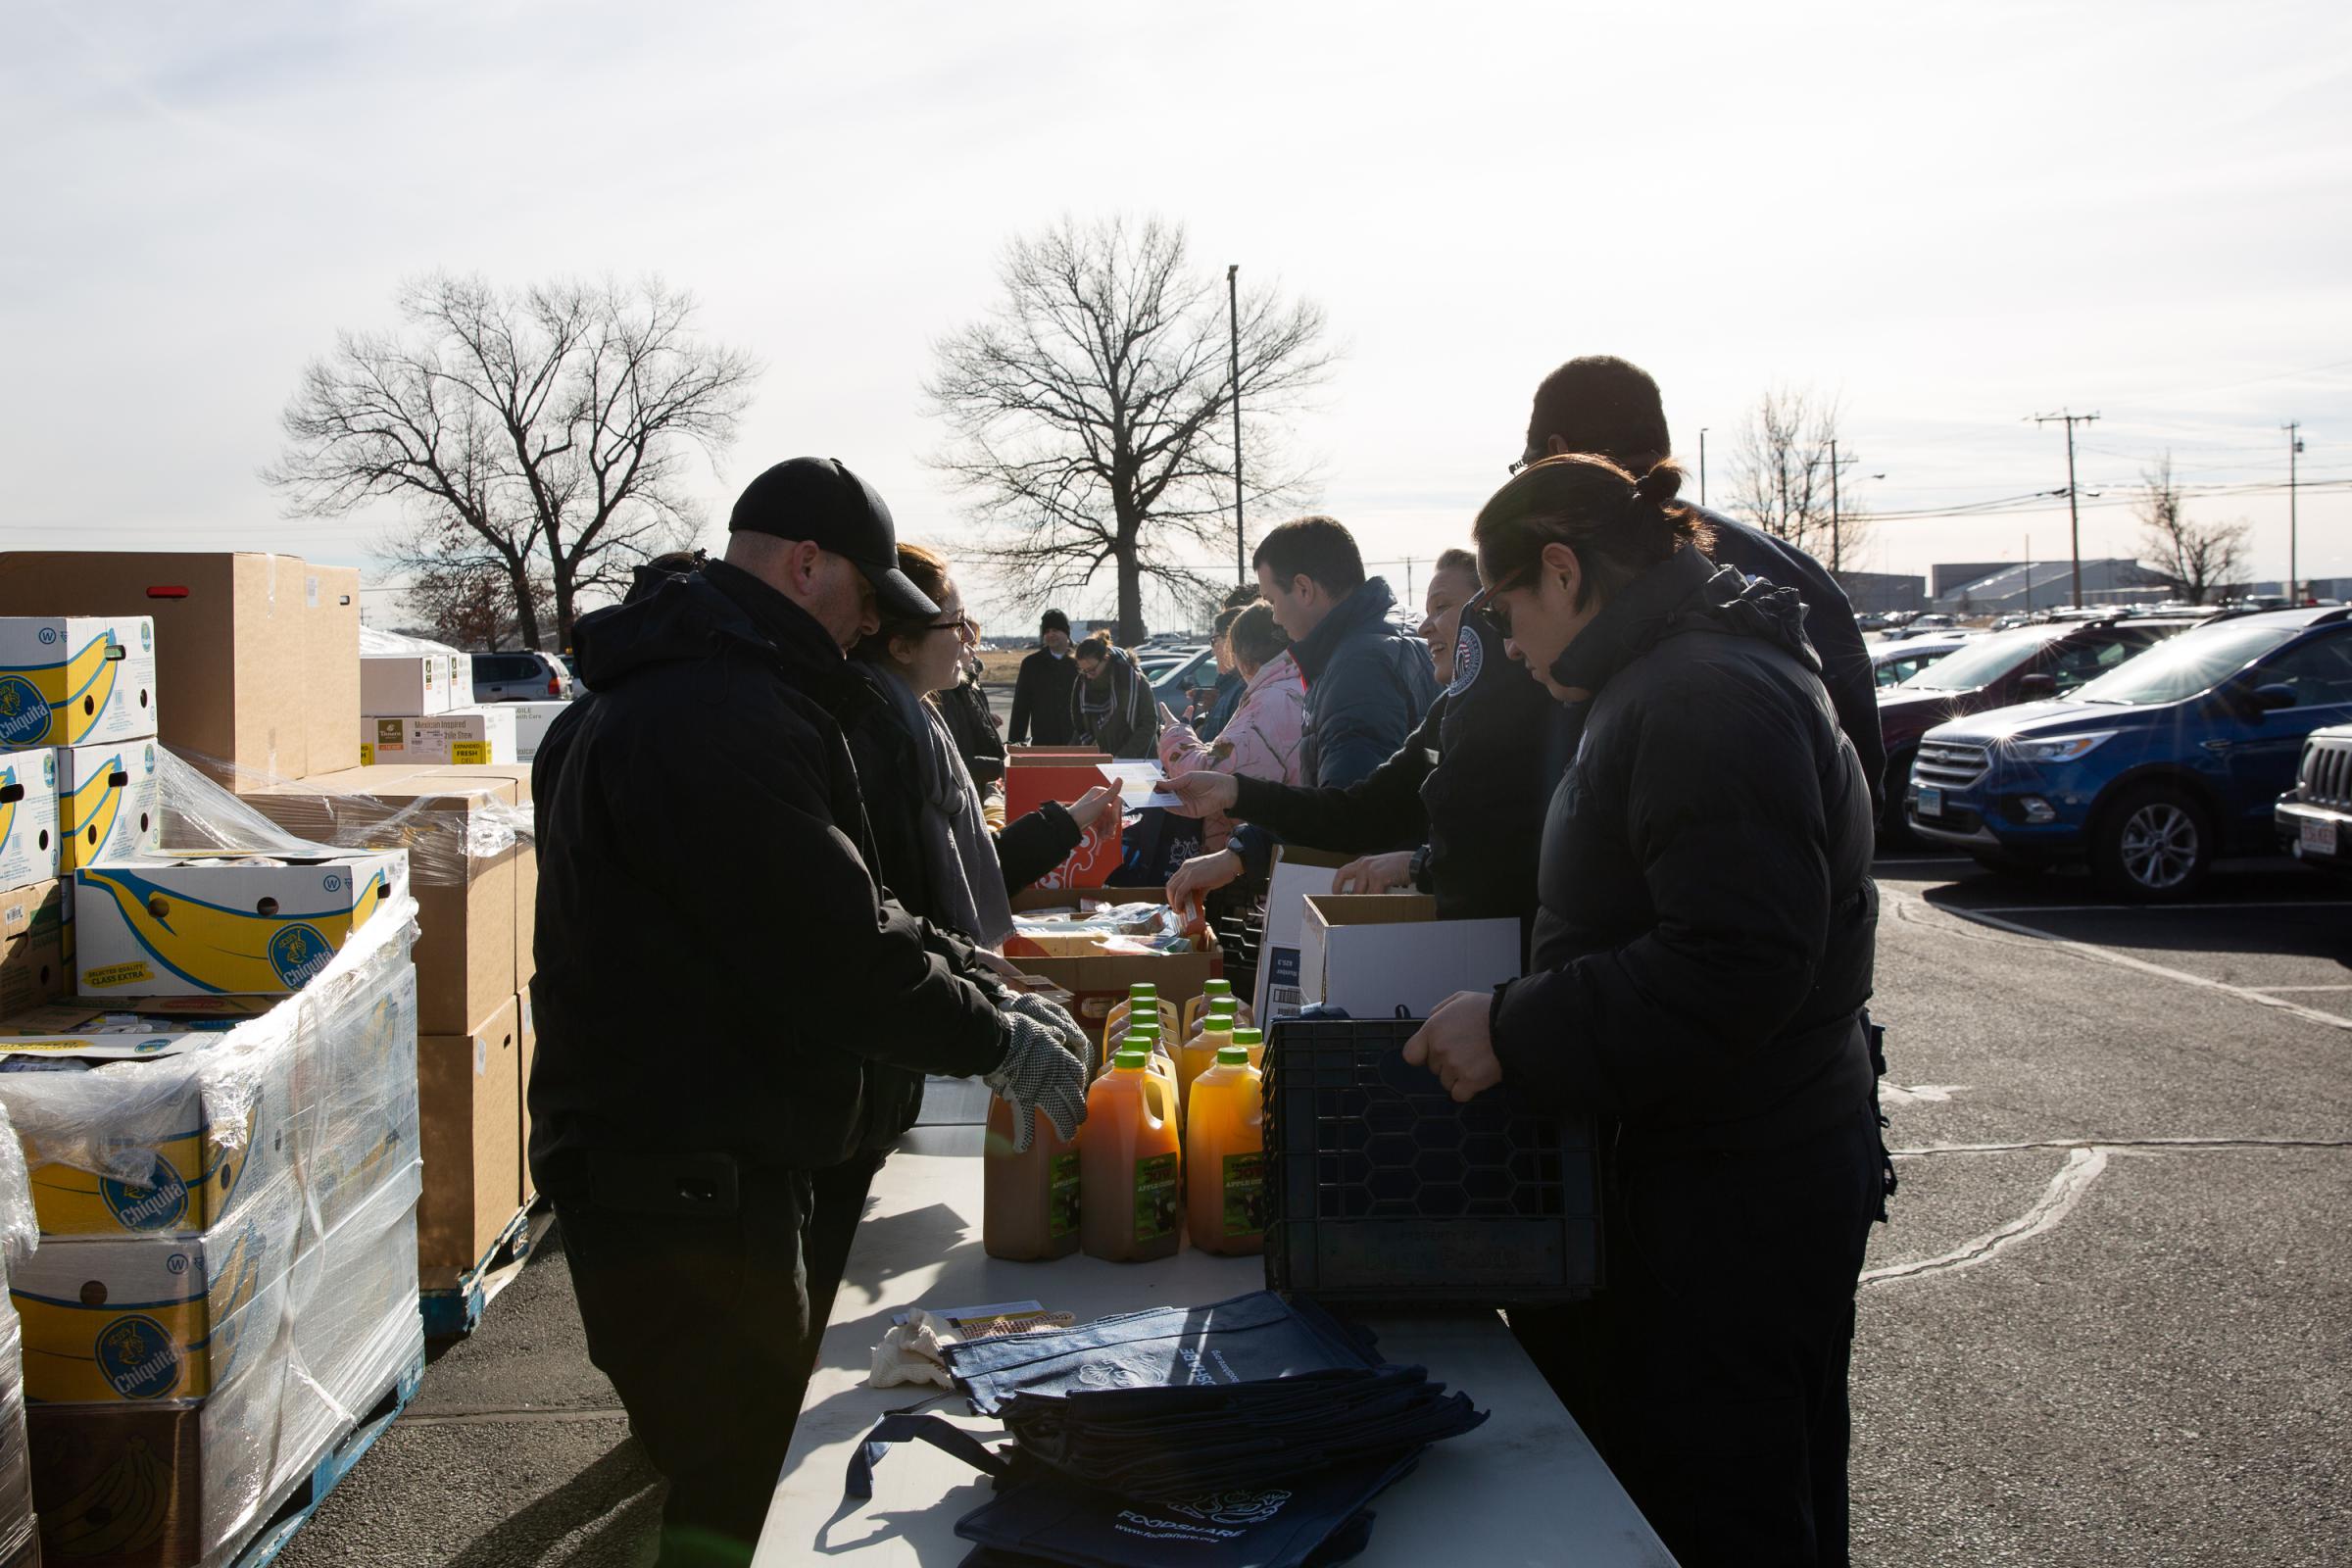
[1406,454,1883,1568]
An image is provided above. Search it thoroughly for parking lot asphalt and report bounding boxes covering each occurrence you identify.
[277,851,2351,1567]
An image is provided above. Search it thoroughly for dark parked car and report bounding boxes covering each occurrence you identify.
[1908,608,2352,898]
[472,650,573,703]
[1874,615,2206,839]
[2278,722,2352,875]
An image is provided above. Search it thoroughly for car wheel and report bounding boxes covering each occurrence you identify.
[2092,784,2213,902]
[1878,751,1918,847]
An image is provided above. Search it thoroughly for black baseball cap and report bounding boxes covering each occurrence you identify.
[728,458,939,619]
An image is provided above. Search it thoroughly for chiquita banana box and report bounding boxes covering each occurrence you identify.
[59,740,161,872]
[0,1004,288,1238]
[73,852,402,998]
[0,617,158,753]
[0,750,60,891]
[10,1171,299,1404]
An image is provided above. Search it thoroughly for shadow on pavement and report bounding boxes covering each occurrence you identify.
[446,1436,662,1568]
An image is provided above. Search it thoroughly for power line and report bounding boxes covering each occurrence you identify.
[2033,410,2099,609]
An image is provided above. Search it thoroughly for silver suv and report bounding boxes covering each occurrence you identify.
[472,650,573,703]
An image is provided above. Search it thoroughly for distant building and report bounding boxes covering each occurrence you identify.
[1932,562,2010,599]
[1933,558,2174,614]
[1834,571,1927,614]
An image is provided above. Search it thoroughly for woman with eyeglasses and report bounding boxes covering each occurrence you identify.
[1404,455,1883,1568]
[846,545,1118,951]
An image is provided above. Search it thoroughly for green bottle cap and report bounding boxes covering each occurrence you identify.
[1202,979,1232,997]
[1203,1015,1234,1035]
[1130,983,1158,999]
[1233,1026,1264,1046]
[1126,1020,1161,1039]
[1207,997,1239,1016]
[1113,1049,1150,1070]
[1216,1045,1250,1066]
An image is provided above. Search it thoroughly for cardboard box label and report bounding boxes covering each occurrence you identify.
[0,616,158,751]
[361,709,515,766]
[74,853,401,996]
[1253,846,1349,1024]
[0,748,60,890]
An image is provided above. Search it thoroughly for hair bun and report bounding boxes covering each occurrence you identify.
[1633,462,1685,509]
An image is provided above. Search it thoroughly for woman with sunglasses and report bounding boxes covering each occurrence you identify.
[1405,455,1883,1568]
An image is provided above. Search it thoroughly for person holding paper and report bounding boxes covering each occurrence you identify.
[1163,516,1436,907]
[1068,631,1161,759]
[1402,454,1881,1568]
[1152,601,1307,853]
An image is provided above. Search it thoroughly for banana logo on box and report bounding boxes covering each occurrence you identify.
[70,750,125,858]
[46,1427,174,1557]
[76,865,390,994]
[0,761,17,854]
[0,629,122,748]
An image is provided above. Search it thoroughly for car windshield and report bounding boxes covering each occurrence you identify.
[1894,628,2054,691]
[2071,621,2303,706]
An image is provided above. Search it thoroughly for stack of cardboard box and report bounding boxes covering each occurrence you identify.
[0,554,539,1296]
[360,635,514,766]
[0,882,423,1568]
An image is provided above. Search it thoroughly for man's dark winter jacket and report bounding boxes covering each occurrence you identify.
[1692,506,1885,809]
[840,664,1082,1148]
[1493,545,1879,1153]
[526,562,1009,1199]
[1231,596,1551,935]
[938,667,1006,785]
[1068,647,1159,760]
[1008,646,1079,746]
[1290,577,1437,788]
[1195,668,1246,743]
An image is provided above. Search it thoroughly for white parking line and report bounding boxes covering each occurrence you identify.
[1887,890,2352,1033]
[2258,985,2352,994]
[1863,1148,2108,1286]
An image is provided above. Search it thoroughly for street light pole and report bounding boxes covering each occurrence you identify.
[1698,427,1708,508]
[2284,420,2303,603]
[1829,438,1841,574]
[1228,265,1245,586]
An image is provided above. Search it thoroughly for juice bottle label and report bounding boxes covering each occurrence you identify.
[1049,1152,1081,1239]
[1222,1152,1266,1236]
[1134,1152,1180,1242]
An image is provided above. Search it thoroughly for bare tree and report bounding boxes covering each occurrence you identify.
[386,516,554,651]
[268,273,759,649]
[927,217,1333,644]
[1728,386,1872,572]
[2134,453,2248,605]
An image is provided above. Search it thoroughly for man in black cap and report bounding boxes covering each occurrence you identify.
[529,457,1091,1567]
[1008,608,1080,745]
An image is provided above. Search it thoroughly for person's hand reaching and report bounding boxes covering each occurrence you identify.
[1166,847,1245,915]
[1160,771,1240,819]
[986,1012,1090,1151]
[1064,785,1119,833]
[1333,850,1416,896]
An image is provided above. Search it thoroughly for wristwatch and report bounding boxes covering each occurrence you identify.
[1408,843,1434,894]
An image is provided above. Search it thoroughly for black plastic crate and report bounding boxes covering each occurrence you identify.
[1262,1017,1602,1307]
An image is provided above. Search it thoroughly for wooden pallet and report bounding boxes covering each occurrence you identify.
[226,1342,427,1568]
[419,1199,553,1340]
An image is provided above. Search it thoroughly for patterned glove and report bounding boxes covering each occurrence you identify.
[985,1013,1091,1152]
[1006,992,1089,1064]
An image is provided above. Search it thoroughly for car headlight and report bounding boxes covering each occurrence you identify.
[2003,731,2116,763]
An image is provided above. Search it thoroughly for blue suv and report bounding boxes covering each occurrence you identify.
[1908,607,2352,899]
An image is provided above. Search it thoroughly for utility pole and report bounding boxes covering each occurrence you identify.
[2024,533,2033,613]
[1698,428,1708,508]
[1228,265,1245,585]
[1402,556,1416,603]
[2033,410,2099,609]
[1828,438,1841,574]
[2284,420,2304,603]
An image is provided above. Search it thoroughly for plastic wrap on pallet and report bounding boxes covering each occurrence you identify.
[273,1160,422,1493]
[0,1298,33,1566]
[169,747,531,890]
[0,1106,34,1275]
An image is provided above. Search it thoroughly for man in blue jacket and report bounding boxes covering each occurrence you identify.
[1167,515,1436,906]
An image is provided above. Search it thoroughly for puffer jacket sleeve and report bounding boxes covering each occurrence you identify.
[723,718,1009,1079]
[1491,663,1833,1118]
[1229,699,1438,853]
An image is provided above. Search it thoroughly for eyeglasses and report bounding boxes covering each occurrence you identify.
[1507,449,1545,476]
[928,613,979,643]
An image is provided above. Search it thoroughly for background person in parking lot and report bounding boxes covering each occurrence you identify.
[1007,608,1079,745]
[1406,453,1882,1568]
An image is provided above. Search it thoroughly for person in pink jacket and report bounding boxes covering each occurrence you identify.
[1155,602,1306,852]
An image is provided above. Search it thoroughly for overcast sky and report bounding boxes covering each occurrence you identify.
[7,0,2349,626]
